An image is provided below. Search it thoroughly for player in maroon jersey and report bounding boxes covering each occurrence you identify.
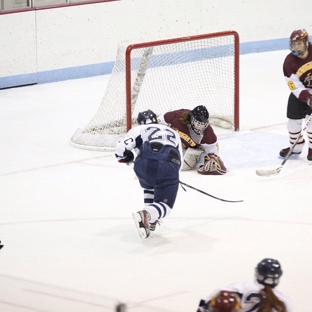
[280,29,312,160]
[157,105,227,175]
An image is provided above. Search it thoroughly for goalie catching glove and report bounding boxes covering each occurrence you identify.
[115,150,134,165]
[197,153,227,175]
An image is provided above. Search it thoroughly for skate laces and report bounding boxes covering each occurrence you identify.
[149,219,163,231]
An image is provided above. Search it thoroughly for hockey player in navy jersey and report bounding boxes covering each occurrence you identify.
[197,258,292,312]
[280,29,312,160]
[157,105,227,175]
[115,110,183,239]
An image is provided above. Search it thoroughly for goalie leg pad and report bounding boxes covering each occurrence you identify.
[182,147,204,171]
[197,153,227,175]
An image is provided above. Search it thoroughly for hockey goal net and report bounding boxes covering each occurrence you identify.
[70,31,239,151]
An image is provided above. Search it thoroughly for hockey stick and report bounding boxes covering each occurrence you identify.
[179,181,243,203]
[256,114,312,177]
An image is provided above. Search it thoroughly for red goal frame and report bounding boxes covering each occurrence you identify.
[125,30,240,131]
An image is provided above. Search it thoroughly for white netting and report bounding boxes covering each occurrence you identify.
[70,32,239,151]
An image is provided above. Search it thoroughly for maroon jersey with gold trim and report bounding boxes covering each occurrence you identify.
[160,109,217,149]
[283,44,312,103]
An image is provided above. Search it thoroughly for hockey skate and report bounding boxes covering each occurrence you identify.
[149,219,163,232]
[308,148,312,161]
[279,147,301,158]
[132,210,151,239]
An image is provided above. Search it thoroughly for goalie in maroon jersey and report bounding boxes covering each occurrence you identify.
[280,29,312,160]
[157,105,227,175]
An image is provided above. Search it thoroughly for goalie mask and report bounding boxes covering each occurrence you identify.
[209,291,241,312]
[137,110,158,125]
[255,258,283,288]
[189,105,209,135]
[289,29,309,57]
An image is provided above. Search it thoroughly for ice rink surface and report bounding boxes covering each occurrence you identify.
[1,50,312,311]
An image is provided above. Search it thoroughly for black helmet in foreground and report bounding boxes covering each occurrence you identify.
[255,258,283,288]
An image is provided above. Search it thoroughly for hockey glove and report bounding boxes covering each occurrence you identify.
[115,150,134,165]
[197,153,227,175]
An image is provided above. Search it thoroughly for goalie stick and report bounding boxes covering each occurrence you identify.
[179,181,243,203]
[256,114,312,177]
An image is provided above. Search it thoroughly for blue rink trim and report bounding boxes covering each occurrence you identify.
[1,36,311,89]
[0,61,114,89]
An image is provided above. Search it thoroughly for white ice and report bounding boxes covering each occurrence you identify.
[1,50,311,312]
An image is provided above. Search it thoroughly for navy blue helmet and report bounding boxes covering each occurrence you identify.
[137,110,158,125]
[256,258,283,288]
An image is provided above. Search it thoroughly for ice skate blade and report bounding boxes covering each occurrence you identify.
[278,154,300,160]
[132,213,149,239]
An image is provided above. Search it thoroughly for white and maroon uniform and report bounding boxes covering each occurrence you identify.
[158,109,219,168]
[284,43,312,104]
[282,44,312,154]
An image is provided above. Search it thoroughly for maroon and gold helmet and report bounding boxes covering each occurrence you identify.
[289,29,309,56]
[209,291,241,312]
[290,29,309,43]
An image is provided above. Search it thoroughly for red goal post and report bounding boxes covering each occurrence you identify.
[71,30,240,151]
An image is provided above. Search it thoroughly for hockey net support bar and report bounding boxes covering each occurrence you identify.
[70,30,240,151]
